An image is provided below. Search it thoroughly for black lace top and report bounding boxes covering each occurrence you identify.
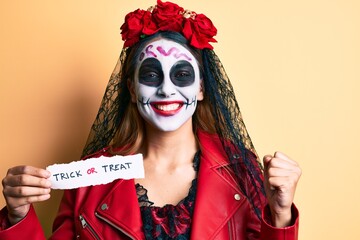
[135,151,200,239]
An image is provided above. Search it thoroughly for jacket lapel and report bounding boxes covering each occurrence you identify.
[191,131,246,239]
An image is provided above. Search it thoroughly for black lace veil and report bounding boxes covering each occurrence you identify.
[81,35,265,219]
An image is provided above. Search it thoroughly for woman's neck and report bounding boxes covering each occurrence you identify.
[141,119,198,167]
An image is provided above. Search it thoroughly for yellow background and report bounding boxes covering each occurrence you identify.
[1,0,359,239]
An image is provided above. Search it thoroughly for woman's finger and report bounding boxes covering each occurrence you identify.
[3,186,51,198]
[3,174,51,188]
[7,166,50,178]
[6,194,51,208]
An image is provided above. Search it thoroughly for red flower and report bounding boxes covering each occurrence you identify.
[152,0,184,32]
[120,9,157,47]
[142,11,158,35]
[120,1,217,50]
[182,14,217,50]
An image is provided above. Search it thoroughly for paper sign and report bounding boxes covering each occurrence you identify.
[46,154,144,189]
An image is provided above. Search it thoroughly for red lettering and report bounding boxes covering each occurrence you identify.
[87,167,97,174]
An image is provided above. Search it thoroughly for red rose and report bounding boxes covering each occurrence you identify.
[141,11,158,36]
[120,9,157,47]
[182,14,217,49]
[152,0,184,32]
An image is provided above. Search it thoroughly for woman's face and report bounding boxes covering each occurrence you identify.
[132,38,203,132]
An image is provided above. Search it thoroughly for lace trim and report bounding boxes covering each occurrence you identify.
[135,177,197,208]
[135,183,154,207]
[136,151,200,239]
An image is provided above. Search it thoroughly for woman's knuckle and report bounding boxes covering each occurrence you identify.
[21,166,29,173]
[18,175,28,185]
[1,178,7,187]
[17,187,26,196]
[2,187,9,195]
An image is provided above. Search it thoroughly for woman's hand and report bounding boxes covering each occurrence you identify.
[2,166,52,225]
[263,152,302,228]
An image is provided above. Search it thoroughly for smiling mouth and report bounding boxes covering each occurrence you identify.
[150,101,184,116]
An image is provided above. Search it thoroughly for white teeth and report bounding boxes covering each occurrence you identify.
[156,103,181,111]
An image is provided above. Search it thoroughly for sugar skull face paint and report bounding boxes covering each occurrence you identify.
[133,39,203,132]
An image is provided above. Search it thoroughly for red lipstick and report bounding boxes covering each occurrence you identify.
[150,101,184,116]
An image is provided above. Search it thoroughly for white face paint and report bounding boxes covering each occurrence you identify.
[133,39,203,132]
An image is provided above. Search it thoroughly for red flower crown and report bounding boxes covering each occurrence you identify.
[120,0,217,50]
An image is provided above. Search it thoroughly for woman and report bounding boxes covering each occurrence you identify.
[0,1,301,239]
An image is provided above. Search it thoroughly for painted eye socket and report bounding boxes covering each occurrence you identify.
[138,58,163,87]
[170,60,195,87]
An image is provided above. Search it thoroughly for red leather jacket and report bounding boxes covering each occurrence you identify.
[0,131,299,239]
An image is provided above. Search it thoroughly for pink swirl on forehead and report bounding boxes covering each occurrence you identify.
[144,45,157,58]
[156,46,192,61]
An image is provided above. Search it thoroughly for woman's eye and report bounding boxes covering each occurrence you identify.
[140,71,158,80]
[175,71,192,79]
[145,72,158,79]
